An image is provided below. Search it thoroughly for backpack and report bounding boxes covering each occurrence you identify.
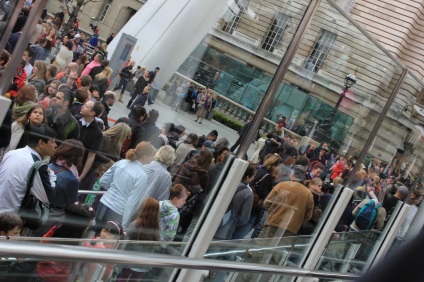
[354,200,381,230]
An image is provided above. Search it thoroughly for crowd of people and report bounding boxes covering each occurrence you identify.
[0,4,423,282]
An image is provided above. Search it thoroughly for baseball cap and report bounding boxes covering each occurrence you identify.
[203,140,215,152]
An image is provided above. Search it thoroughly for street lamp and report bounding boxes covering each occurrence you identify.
[312,73,357,149]
[89,17,98,32]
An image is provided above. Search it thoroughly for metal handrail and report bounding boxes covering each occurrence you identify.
[78,190,106,195]
[0,241,359,280]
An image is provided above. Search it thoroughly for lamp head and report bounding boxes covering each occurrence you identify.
[344,74,357,88]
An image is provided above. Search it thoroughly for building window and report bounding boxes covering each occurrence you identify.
[221,0,250,34]
[304,30,336,73]
[262,13,290,52]
[99,0,112,22]
[338,0,356,13]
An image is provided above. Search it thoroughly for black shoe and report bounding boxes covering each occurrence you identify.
[126,105,131,109]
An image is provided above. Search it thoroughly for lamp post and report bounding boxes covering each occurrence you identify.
[312,74,357,148]
[89,17,98,32]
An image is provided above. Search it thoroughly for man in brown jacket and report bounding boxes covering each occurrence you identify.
[261,165,314,238]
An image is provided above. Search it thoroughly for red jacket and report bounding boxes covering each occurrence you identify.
[331,161,345,180]
[9,69,27,97]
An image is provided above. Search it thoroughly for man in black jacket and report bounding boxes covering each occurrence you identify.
[230,115,253,153]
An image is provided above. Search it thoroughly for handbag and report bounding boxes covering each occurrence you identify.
[250,173,270,211]
[19,160,50,230]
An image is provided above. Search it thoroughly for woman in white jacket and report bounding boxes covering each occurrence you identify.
[5,104,47,154]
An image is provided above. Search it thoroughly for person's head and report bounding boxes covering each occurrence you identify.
[45,79,60,97]
[154,145,176,167]
[80,101,103,119]
[62,36,69,44]
[100,221,124,240]
[39,37,48,48]
[104,123,132,155]
[143,86,151,94]
[94,54,103,62]
[193,149,214,171]
[147,109,159,123]
[307,178,323,196]
[77,54,88,65]
[184,133,199,147]
[0,212,23,237]
[295,155,310,167]
[80,75,92,88]
[65,62,78,75]
[68,67,78,80]
[46,64,58,79]
[291,165,307,182]
[129,105,148,123]
[126,141,156,164]
[207,130,218,142]
[74,89,88,104]
[202,140,216,154]
[130,198,160,241]
[214,137,230,148]
[100,60,110,68]
[55,85,73,110]
[169,184,189,209]
[130,60,135,67]
[333,176,343,187]
[143,70,150,79]
[0,49,11,67]
[395,186,409,201]
[20,104,47,127]
[51,139,85,169]
[32,60,47,79]
[243,164,256,183]
[103,91,116,106]
[15,85,37,105]
[263,154,282,173]
[155,67,160,73]
[27,124,57,158]
[311,162,324,178]
[22,48,34,63]
[65,40,73,51]
[215,146,229,164]
[406,190,423,206]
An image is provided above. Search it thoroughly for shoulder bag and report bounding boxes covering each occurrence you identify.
[19,160,50,230]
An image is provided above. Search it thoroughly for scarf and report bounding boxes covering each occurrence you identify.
[55,159,79,179]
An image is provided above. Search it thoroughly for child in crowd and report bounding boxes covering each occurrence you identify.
[82,221,123,281]
[159,184,189,242]
[118,198,160,281]
[0,212,23,238]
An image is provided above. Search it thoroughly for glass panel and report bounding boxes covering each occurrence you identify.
[314,69,424,275]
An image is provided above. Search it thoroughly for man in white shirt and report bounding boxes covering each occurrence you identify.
[22,47,34,77]
[0,124,57,213]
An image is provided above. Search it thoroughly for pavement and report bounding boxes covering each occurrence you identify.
[107,89,256,156]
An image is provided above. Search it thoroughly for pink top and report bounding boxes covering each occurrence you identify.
[81,61,100,76]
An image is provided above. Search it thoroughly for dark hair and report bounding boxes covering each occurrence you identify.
[103,221,123,238]
[65,40,73,50]
[51,139,85,169]
[184,133,198,146]
[155,67,160,70]
[80,75,92,87]
[39,37,48,45]
[92,101,105,116]
[194,149,213,171]
[101,59,109,68]
[22,104,47,125]
[148,109,159,122]
[312,162,324,170]
[243,164,256,181]
[129,105,147,120]
[52,204,95,243]
[129,198,160,241]
[170,184,189,200]
[0,212,23,234]
[27,124,56,148]
[295,155,310,167]
[25,47,34,58]
[89,84,99,93]
[58,85,74,106]
[44,79,60,96]
[75,88,89,103]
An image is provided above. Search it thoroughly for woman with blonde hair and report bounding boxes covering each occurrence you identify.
[93,66,113,100]
[28,60,48,96]
[96,142,156,227]
[102,123,132,160]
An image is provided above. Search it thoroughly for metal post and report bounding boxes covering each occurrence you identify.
[0,0,47,97]
[345,68,408,186]
[236,0,322,159]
